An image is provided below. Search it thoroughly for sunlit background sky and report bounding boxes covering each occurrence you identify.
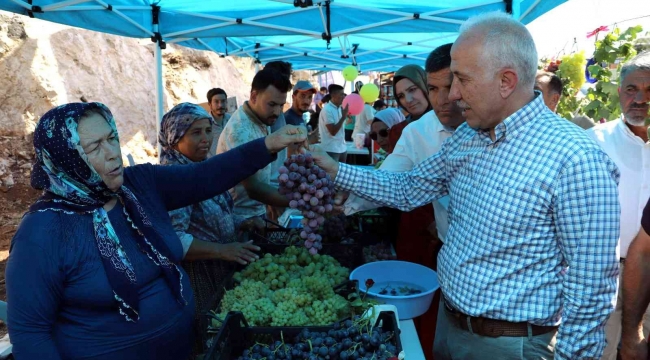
[527,0,650,58]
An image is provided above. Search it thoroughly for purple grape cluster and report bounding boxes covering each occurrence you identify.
[278,153,335,254]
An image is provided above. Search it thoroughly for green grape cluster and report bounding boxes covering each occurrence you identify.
[558,51,586,91]
[220,246,351,326]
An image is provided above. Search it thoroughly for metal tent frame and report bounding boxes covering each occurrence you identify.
[0,0,565,152]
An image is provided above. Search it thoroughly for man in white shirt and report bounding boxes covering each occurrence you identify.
[344,43,464,245]
[217,68,293,219]
[598,51,650,360]
[319,84,350,162]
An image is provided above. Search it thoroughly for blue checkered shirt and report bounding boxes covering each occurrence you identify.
[335,95,620,359]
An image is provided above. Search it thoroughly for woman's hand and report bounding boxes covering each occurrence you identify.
[265,124,308,154]
[217,240,261,265]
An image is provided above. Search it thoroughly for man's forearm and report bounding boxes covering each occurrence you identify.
[185,239,221,261]
[245,181,290,207]
[326,116,346,135]
[622,238,650,338]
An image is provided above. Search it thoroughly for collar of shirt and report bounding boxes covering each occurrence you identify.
[619,116,650,145]
[325,102,339,111]
[242,101,270,134]
[286,107,302,120]
[475,92,546,145]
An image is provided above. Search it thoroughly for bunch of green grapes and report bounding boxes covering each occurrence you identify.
[220,246,350,326]
[559,51,587,91]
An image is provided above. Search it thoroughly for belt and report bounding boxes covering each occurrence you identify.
[442,297,558,338]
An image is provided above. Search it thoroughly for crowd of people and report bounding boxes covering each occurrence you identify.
[2,8,650,360]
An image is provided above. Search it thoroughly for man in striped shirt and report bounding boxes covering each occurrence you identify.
[311,12,620,359]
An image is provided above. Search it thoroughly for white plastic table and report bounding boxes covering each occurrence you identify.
[399,319,426,359]
[346,141,369,156]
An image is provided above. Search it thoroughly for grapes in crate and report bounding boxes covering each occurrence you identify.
[322,213,348,242]
[218,247,350,327]
[278,153,335,254]
[363,243,397,263]
[233,315,400,360]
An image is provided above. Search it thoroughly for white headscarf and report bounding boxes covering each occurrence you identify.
[373,108,406,129]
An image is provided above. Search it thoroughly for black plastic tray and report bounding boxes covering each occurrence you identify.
[205,310,403,360]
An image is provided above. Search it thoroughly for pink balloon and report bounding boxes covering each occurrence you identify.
[342,94,364,115]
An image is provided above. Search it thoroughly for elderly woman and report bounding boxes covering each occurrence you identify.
[159,103,261,353]
[5,102,305,360]
[369,108,406,153]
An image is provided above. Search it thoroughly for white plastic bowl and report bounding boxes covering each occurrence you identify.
[350,260,439,319]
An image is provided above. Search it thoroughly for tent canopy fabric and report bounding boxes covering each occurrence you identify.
[1,0,565,71]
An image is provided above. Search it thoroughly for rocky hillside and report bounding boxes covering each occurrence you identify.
[0,11,257,166]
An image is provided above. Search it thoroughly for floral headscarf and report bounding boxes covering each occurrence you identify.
[28,102,187,322]
[158,103,238,244]
[158,102,213,165]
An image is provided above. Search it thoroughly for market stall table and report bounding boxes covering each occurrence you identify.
[399,319,426,359]
[346,141,370,165]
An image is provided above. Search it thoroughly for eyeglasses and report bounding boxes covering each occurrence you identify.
[369,129,389,141]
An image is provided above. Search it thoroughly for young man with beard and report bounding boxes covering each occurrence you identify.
[313,12,620,359]
[217,68,293,220]
[284,80,316,126]
[596,51,650,360]
[206,88,231,157]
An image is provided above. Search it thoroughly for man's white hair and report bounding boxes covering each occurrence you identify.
[458,11,538,88]
[619,51,650,85]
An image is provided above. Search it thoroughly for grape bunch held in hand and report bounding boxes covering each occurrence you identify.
[278,153,335,254]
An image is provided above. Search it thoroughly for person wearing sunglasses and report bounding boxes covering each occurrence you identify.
[369,108,406,152]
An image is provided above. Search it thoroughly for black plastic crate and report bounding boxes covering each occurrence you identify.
[252,212,399,248]
[352,208,401,245]
[205,310,403,360]
[251,218,301,245]
[191,262,237,357]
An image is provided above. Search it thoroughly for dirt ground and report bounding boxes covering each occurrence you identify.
[0,135,41,337]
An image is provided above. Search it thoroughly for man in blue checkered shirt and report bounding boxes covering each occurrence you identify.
[311,12,620,360]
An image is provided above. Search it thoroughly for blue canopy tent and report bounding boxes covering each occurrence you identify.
[0,0,565,151]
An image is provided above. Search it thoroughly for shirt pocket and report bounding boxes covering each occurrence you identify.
[493,181,551,236]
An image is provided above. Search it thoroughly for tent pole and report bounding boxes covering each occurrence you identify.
[511,0,521,21]
[155,42,164,160]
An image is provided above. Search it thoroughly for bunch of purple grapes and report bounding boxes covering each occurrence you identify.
[278,153,335,254]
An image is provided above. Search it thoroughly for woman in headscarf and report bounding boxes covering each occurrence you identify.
[5,102,305,360]
[159,103,262,354]
[388,64,433,152]
[369,108,406,152]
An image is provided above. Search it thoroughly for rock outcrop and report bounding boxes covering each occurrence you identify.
[0,11,256,167]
